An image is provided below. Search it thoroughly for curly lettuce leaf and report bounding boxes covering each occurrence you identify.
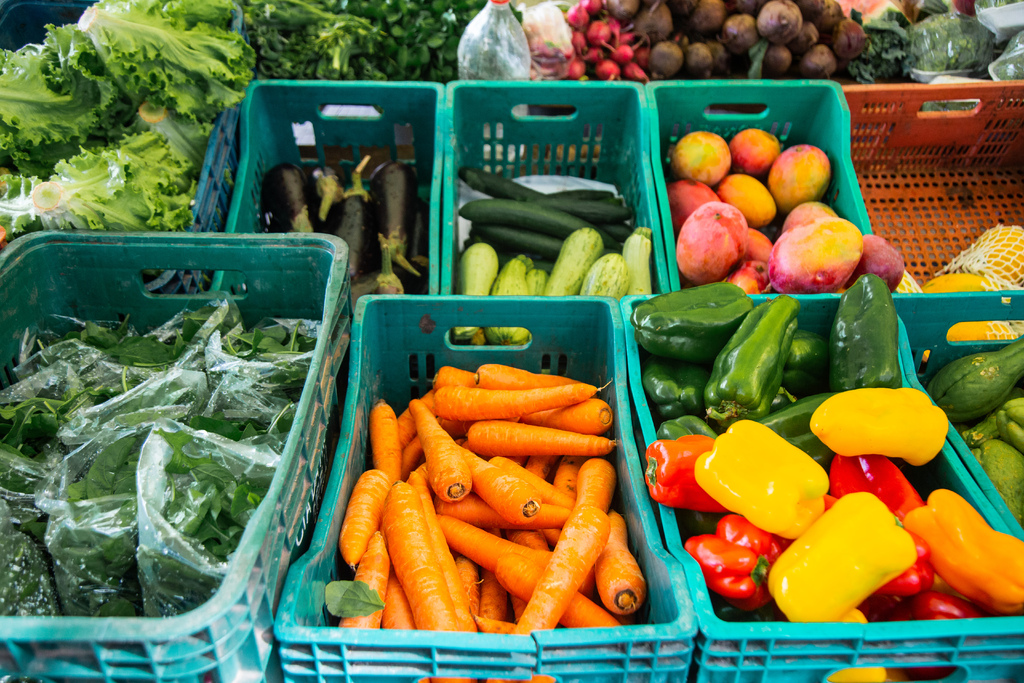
[848,9,914,83]
[0,175,45,234]
[78,1,255,122]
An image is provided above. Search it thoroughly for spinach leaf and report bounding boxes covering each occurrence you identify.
[108,334,187,367]
[161,429,215,473]
[85,434,141,500]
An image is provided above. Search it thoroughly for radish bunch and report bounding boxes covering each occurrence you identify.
[565,0,651,82]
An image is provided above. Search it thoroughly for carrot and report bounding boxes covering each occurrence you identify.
[382,568,416,629]
[409,399,473,502]
[370,400,403,484]
[596,511,647,615]
[472,614,517,634]
[506,455,529,467]
[455,554,481,617]
[488,456,577,509]
[340,531,389,629]
[437,494,570,530]
[521,398,614,436]
[525,456,558,483]
[339,469,392,568]
[575,458,617,513]
[616,612,637,626]
[401,436,425,482]
[397,390,434,449]
[408,470,477,633]
[511,595,527,621]
[440,418,474,439]
[478,568,510,622]
[434,383,598,422]
[436,515,552,572]
[495,553,620,630]
[380,481,460,631]
[434,366,477,390]
[465,421,615,458]
[541,528,561,547]
[553,456,585,499]
[460,450,542,524]
[475,364,580,390]
[506,529,550,552]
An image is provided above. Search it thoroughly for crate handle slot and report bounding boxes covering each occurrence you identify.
[139,270,247,297]
[444,327,534,349]
[511,104,578,120]
[917,99,982,118]
[319,104,384,120]
[703,103,768,119]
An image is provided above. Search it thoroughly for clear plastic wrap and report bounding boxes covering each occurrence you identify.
[908,11,995,79]
[135,421,279,617]
[990,29,1024,77]
[457,0,532,80]
[0,499,60,617]
[204,318,318,396]
[522,2,574,80]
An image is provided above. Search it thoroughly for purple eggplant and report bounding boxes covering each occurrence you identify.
[370,160,420,277]
[397,197,430,294]
[261,163,313,233]
[320,156,379,279]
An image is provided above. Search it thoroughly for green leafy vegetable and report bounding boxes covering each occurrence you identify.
[0,501,60,617]
[990,30,1024,80]
[908,11,995,73]
[324,580,385,619]
[747,38,769,79]
[848,9,914,84]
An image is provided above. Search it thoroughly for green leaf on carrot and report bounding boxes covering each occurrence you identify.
[324,580,385,618]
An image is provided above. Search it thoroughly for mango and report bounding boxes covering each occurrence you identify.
[781,201,838,234]
[768,217,864,294]
[727,259,770,295]
[768,145,832,215]
[666,179,720,237]
[671,131,732,186]
[747,228,774,262]
[844,235,905,292]
[676,201,750,285]
[716,174,777,229]
[729,128,781,178]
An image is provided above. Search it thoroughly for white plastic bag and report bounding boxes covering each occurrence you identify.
[522,2,575,79]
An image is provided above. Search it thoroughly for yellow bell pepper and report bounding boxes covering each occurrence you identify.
[694,420,828,539]
[810,388,947,466]
[826,610,887,683]
[904,488,1024,615]
[768,492,918,622]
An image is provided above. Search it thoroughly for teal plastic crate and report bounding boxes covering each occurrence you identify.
[0,0,91,48]
[225,80,444,295]
[274,295,696,683]
[645,81,873,292]
[895,292,1024,540]
[621,293,1024,683]
[0,232,351,683]
[441,81,671,295]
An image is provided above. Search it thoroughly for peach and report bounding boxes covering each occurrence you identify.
[768,144,832,215]
[676,201,750,285]
[781,201,838,234]
[716,174,777,229]
[768,216,864,294]
[727,260,770,295]
[747,228,774,262]
[729,128,781,178]
[666,179,720,238]
[670,131,732,186]
[845,235,905,292]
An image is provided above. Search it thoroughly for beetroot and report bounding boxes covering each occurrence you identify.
[689,0,728,34]
[721,13,758,54]
[757,0,803,45]
[786,21,818,55]
[634,45,651,68]
[566,58,587,79]
[668,0,699,14]
[623,62,650,81]
[831,18,867,60]
[795,0,824,21]
[610,43,635,63]
[618,30,638,44]
[735,0,766,14]
[799,43,837,78]
[763,43,792,76]
[649,40,684,78]
[587,20,613,46]
[595,59,622,80]
[814,0,843,32]
[631,3,673,41]
[607,0,641,19]
[566,3,590,30]
[685,42,714,78]
[706,39,731,74]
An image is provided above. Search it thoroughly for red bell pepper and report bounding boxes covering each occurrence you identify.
[829,454,925,520]
[645,435,725,511]
[683,514,788,610]
[858,594,905,622]
[909,591,988,620]
[875,530,934,596]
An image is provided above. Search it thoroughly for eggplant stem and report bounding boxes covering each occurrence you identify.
[344,155,373,202]
[375,234,405,294]
[383,236,421,277]
[317,174,345,222]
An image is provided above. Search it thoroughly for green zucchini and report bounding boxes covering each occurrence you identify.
[547,189,618,201]
[461,199,591,239]
[472,225,564,261]
[599,223,634,242]
[526,267,548,296]
[485,255,532,346]
[544,228,605,296]
[533,197,633,223]
[459,167,544,201]
[580,253,629,298]
[454,242,499,342]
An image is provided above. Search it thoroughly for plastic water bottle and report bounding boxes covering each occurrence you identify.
[457,0,531,80]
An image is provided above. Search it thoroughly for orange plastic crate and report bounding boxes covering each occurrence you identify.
[844,82,1024,283]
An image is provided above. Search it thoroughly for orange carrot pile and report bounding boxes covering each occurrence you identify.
[332,363,648,640]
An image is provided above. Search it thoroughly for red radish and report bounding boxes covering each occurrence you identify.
[595,59,621,80]
[566,58,587,79]
[566,3,590,30]
[617,31,637,46]
[582,46,604,63]
[622,62,649,82]
[587,20,613,47]
[634,45,651,69]
[571,31,588,54]
[607,17,622,39]
[610,43,635,64]
[583,0,604,14]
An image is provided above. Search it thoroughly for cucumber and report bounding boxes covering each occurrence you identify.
[547,189,619,202]
[593,226,623,251]
[599,222,634,242]
[486,255,532,346]
[454,242,499,341]
[472,225,564,261]
[534,196,633,224]
[459,167,544,201]
[544,228,605,296]
[580,253,629,298]
[526,267,548,296]
[461,199,591,239]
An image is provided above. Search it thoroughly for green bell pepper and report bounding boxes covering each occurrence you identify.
[704,295,800,428]
[630,283,753,363]
[830,274,901,392]
[675,508,728,538]
[642,356,711,421]
[656,414,718,440]
[783,329,830,397]
[757,392,837,470]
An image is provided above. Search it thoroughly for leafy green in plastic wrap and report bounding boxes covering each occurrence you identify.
[0,500,60,616]
[848,9,915,83]
[990,30,1024,79]
[977,0,1020,10]
[908,12,995,73]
